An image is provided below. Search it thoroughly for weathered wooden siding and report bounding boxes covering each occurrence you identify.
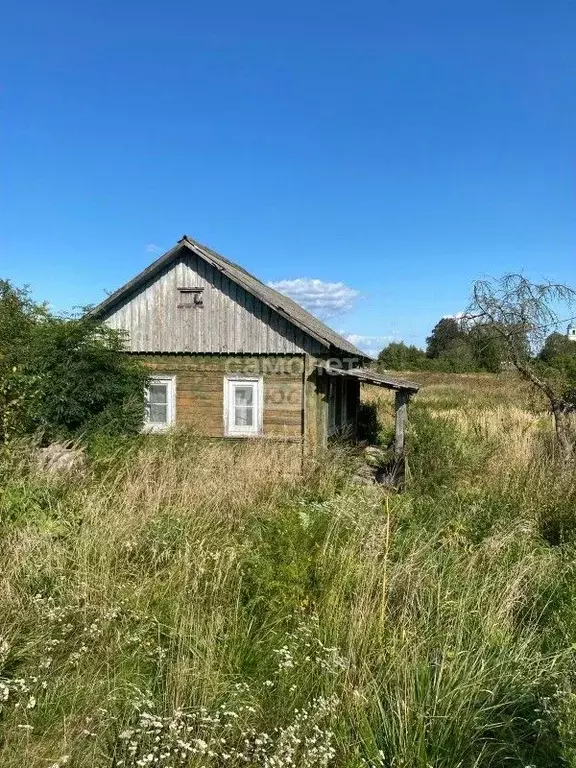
[103,253,324,355]
[304,360,361,450]
[141,354,305,440]
[346,379,361,431]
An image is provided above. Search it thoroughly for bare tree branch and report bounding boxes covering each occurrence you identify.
[468,274,576,463]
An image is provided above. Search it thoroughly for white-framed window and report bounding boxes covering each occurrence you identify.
[224,376,263,437]
[144,375,176,432]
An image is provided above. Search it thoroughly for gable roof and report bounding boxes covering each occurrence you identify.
[91,235,371,360]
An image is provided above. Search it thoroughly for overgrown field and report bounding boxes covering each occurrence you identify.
[3,374,576,767]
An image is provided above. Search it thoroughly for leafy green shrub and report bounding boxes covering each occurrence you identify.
[0,280,148,443]
[27,316,148,441]
[377,341,428,371]
[407,406,494,495]
[240,503,331,621]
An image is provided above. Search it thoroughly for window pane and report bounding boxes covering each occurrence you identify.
[234,406,253,427]
[150,403,168,424]
[149,384,167,404]
[234,386,253,407]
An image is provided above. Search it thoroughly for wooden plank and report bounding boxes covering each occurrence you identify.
[264,414,302,426]
[101,252,314,355]
[265,427,301,438]
[177,382,223,394]
[394,390,410,457]
[140,353,305,370]
[304,356,317,455]
[316,364,329,451]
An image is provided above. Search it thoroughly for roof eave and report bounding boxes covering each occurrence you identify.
[318,364,419,393]
[179,239,330,349]
[88,236,371,360]
[88,241,184,319]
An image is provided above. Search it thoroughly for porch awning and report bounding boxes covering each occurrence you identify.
[318,366,420,394]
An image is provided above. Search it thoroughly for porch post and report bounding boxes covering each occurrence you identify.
[394,389,410,457]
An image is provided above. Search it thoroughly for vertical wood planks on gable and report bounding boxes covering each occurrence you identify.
[195,254,205,352]
[102,255,323,355]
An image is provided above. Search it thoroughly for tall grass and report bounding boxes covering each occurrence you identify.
[1,377,576,766]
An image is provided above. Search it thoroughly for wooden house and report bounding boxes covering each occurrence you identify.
[91,235,418,454]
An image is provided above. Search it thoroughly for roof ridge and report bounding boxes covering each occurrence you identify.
[92,235,371,360]
[181,236,369,358]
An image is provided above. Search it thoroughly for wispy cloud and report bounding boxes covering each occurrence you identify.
[267,278,360,319]
[340,333,395,358]
[145,243,163,255]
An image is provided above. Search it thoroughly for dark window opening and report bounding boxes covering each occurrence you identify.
[177,287,204,308]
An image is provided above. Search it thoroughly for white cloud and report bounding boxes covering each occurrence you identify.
[145,243,163,255]
[268,278,360,319]
[341,333,395,358]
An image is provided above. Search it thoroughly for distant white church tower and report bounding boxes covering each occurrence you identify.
[568,321,576,342]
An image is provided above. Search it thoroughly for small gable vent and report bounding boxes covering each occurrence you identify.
[178,287,204,308]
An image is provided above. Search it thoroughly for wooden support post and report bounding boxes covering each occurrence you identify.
[394,389,410,457]
[394,389,410,489]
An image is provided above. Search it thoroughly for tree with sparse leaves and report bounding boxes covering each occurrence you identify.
[467,275,576,464]
[467,323,511,373]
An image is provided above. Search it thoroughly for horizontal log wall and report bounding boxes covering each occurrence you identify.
[140,354,305,441]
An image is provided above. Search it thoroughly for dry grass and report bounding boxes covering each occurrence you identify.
[363,370,566,474]
[2,381,576,766]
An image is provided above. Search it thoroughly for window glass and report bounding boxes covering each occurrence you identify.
[147,383,168,424]
[225,378,261,435]
[234,385,254,426]
[234,386,253,406]
[149,384,167,404]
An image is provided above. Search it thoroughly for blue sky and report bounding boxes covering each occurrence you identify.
[2,1,575,354]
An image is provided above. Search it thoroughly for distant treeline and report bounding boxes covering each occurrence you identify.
[377,317,576,373]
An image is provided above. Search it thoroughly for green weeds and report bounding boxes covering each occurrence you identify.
[1,380,576,765]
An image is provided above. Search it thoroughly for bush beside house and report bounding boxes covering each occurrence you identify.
[0,280,148,444]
